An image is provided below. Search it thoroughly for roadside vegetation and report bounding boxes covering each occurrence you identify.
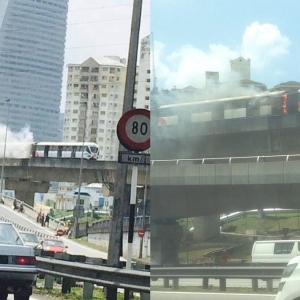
[34,282,140,299]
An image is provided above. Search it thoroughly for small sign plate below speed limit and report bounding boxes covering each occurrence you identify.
[117,109,150,152]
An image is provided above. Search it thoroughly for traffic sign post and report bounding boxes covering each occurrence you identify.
[138,229,145,238]
[117,109,150,152]
[118,151,150,165]
[116,109,150,270]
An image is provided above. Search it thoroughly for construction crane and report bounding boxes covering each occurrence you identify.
[151,32,158,93]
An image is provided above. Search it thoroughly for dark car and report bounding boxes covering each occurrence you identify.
[0,222,37,300]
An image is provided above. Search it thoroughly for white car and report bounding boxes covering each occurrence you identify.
[276,255,300,300]
[0,222,37,300]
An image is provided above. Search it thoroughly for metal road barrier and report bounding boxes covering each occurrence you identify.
[36,256,150,299]
[151,266,285,292]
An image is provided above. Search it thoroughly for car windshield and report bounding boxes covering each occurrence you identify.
[0,223,23,245]
[19,233,39,243]
[44,240,64,247]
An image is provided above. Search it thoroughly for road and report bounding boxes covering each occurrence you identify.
[151,291,277,300]
[0,204,119,259]
[152,278,280,289]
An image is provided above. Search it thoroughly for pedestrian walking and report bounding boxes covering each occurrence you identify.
[45,213,50,227]
[37,210,41,223]
[41,213,45,227]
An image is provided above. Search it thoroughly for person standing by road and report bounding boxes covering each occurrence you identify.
[45,213,50,227]
[41,213,45,227]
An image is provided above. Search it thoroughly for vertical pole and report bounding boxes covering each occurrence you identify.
[106,1,142,300]
[74,102,87,238]
[0,99,10,199]
[126,165,138,269]
[139,165,148,258]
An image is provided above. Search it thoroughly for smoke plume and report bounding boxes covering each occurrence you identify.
[0,125,34,158]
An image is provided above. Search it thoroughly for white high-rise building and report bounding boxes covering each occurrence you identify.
[63,56,127,161]
[134,35,150,109]
[230,56,251,81]
[0,0,68,141]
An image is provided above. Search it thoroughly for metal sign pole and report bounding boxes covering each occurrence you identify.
[126,165,138,269]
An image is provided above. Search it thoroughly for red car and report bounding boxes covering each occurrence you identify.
[38,238,68,253]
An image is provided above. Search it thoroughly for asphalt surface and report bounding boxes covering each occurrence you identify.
[151,291,277,300]
[0,204,117,259]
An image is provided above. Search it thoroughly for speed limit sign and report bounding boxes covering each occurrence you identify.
[117,109,150,152]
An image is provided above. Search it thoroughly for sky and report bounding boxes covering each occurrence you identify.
[151,0,300,91]
[60,0,150,112]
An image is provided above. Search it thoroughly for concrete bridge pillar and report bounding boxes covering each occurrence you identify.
[193,215,220,242]
[151,220,182,266]
[5,179,50,206]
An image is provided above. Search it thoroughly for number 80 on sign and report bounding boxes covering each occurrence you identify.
[117,109,150,152]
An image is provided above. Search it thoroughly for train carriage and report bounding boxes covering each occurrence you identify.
[154,91,300,126]
[32,142,100,160]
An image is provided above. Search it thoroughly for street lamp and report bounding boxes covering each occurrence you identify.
[0,99,10,201]
[74,101,87,237]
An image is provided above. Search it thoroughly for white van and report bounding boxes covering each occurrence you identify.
[252,240,300,264]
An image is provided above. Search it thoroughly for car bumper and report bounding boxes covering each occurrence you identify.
[0,266,37,282]
[275,280,300,300]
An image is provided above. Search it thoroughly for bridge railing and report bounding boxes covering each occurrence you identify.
[151,154,300,166]
[0,194,67,231]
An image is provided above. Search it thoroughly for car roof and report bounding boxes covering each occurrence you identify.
[255,240,300,243]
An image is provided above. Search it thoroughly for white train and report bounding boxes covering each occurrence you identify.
[0,142,100,160]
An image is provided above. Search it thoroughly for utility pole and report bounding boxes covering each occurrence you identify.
[0,99,11,200]
[139,165,148,258]
[106,1,143,300]
[74,101,87,238]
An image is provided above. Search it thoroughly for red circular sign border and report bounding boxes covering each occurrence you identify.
[117,109,150,152]
[138,229,145,238]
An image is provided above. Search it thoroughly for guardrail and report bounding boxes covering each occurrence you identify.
[35,253,150,299]
[151,266,285,292]
[151,154,300,166]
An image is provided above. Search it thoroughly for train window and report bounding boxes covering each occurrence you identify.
[90,146,98,153]
[232,108,246,119]
[50,146,58,151]
[85,146,90,154]
[36,145,44,151]
[260,105,270,116]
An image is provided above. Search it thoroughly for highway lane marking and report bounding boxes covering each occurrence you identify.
[0,204,126,260]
